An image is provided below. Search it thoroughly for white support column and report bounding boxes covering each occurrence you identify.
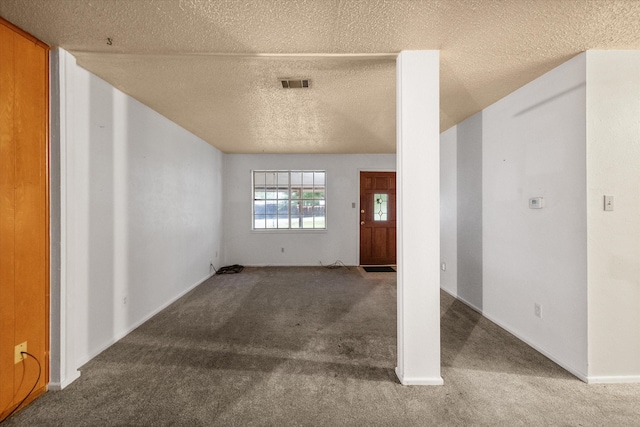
[49,48,81,390]
[396,50,442,385]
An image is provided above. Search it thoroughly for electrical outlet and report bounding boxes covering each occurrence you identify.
[123,296,127,305]
[14,341,27,364]
[441,262,447,271]
[534,303,541,318]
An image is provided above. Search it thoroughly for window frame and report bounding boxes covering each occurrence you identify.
[251,170,327,231]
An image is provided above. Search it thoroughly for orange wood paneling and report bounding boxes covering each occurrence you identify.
[0,23,18,411]
[0,17,49,421]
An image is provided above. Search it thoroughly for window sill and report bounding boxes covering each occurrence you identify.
[250,229,328,234]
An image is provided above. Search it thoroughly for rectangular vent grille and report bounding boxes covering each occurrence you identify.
[280,78,310,89]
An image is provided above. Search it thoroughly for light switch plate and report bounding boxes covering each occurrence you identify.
[604,195,614,211]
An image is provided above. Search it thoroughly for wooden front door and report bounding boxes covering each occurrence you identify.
[359,172,396,265]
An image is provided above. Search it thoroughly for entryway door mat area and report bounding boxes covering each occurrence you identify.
[362,266,396,273]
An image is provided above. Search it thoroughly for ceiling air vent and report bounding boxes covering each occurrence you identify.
[279,78,310,89]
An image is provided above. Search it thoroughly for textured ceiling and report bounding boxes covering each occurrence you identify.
[1,0,639,153]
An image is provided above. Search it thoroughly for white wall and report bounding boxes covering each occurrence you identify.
[223,154,395,266]
[51,50,224,384]
[586,51,640,382]
[442,51,640,383]
[440,126,457,296]
[482,54,588,378]
[457,112,483,310]
[443,54,589,379]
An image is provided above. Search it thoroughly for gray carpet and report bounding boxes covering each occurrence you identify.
[4,267,639,426]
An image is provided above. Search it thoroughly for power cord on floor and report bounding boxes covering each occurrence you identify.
[320,260,350,269]
[215,264,244,274]
[1,351,42,423]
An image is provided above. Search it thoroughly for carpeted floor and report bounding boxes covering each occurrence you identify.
[4,267,639,426]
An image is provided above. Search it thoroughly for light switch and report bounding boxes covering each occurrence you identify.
[604,195,614,211]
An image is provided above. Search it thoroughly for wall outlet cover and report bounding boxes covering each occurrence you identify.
[14,341,27,364]
[534,303,542,318]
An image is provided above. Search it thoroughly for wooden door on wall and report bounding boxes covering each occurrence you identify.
[359,172,396,265]
[0,18,49,420]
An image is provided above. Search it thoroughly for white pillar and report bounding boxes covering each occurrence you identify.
[49,48,81,390]
[396,50,442,385]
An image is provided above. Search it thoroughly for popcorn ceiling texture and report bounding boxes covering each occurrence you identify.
[1,0,639,153]
[71,54,396,154]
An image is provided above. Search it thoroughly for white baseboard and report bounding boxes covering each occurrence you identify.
[586,375,640,384]
[243,264,358,267]
[457,295,483,314]
[479,310,589,383]
[440,287,483,314]
[395,367,444,386]
[440,286,456,299]
[440,286,589,383]
[48,370,81,391]
[76,273,214,367]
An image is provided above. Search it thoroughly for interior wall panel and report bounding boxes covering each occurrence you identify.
[0,18,49,420]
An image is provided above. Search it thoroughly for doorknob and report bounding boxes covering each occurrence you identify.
[361,209,365,213]
[361,221,365,225]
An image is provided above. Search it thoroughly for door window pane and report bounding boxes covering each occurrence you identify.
[374,193,388,221]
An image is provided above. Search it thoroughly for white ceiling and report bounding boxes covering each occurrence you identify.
[1,0,639,153]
